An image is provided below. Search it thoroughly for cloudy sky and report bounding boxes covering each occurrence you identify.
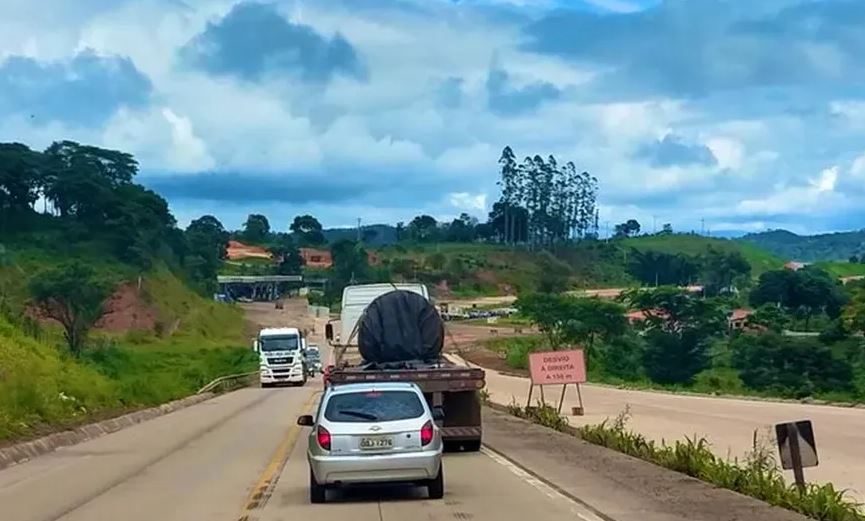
[2,0,865,235]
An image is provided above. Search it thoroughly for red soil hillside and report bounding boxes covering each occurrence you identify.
[227,240,272,261]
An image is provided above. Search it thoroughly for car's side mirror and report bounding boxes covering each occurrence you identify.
[325,323,334,341]
[252,340,259,353]
[297,415,314,427]
[432,406,445,422]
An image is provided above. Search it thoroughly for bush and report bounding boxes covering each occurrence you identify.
[731,333,856,399]
[595,335,646,380]
[506,401,570,432]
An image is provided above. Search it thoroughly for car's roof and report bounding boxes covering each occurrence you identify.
[327,382,420,395]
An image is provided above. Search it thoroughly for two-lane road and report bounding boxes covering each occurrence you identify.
[0,382,589,521]
[0,387,312,521]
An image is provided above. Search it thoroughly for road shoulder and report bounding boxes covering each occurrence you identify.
[482,406,809,521]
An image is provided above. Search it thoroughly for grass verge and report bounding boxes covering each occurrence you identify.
[0,268,257,443]
[504,403,865,521]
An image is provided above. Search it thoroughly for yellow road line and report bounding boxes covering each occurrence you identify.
[238,390,319,520]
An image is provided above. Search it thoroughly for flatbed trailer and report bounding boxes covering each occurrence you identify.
[324,283,486,451]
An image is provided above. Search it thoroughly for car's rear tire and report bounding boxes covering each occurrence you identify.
[427,465,444,499]
[309,468,326,504]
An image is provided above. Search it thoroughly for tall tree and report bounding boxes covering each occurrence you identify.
[290,214,325,246]
[625,287,727,384]
[0,143,43,214]
[185,215,229,293]
[497,146,519,244]
[243,214,271,244]
[750,267,848,328]
[700,247,751,296]
[408,215,439,242]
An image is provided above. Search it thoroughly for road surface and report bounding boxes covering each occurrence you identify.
[454,354,865,501]
[0,381,599,521]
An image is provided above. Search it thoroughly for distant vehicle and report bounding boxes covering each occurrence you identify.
[325,283,485,451]
[297,381,444,503]
[305,344,323,375]
[237,296,253,303]
[253,327,308,387]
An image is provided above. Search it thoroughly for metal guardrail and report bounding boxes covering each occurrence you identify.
[196,371,258,394]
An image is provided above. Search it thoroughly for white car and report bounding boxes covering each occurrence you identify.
[297,382,444,503]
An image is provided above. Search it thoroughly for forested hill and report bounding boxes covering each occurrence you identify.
[739,229,865,262]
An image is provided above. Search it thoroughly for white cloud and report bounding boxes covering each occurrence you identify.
[706,137,745,170]
[161,108,215,172]
[2,0,865,232]
[448,192,488,213]
[812,166,838,193]
[737,166,843,216]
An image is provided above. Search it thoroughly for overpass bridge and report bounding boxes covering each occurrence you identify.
[216,275,327,301]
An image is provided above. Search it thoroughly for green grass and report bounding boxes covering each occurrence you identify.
[0,245,255,443]
[622,235,784,275]
[574,409,865,521]
[814,262,865,278]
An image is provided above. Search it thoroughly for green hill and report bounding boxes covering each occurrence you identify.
[739,229,865,262]
[372,234,783,298]
[623,235,784,275]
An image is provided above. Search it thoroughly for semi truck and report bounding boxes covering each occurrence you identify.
[324,283,485,451]
[253,327,308,387]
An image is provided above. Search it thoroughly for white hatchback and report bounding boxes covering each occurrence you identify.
[297,382,444,503]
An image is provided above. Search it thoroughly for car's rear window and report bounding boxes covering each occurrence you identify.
[324,390,425,423]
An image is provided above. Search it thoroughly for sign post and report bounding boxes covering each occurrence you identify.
[527,349,587,415]
[775,420,818,493]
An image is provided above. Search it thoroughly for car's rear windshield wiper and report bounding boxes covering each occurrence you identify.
[337,410,379,420]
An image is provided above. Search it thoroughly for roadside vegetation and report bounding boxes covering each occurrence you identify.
[0,140,256,442]
[506,403,864,521]
[480,264,865,404]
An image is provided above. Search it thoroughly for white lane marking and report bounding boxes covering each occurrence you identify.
[482,447,607,521]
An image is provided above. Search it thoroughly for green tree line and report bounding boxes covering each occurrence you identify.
[512,265,865,401]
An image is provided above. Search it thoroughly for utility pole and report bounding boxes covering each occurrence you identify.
[653,215,657,234]
[700,218,705,236]
[356,218,361,242]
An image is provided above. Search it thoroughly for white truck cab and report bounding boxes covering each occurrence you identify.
[254,327,307,387]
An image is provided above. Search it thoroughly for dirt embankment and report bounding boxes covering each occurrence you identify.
[28,282,160,334]
[95,283,158,332]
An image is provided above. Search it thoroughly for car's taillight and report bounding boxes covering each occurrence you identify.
[420,420,434,446]
[317,425,331,450]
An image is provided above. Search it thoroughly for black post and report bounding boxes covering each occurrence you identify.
[789,426,807,493]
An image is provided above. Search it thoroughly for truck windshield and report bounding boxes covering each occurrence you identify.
[324,391,424,423]
[259,335,299,352]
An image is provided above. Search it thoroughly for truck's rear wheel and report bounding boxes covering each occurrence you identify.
[444,439,481,452]
[462,439,482,452]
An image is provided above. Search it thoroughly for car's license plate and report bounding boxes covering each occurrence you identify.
[359,436,393,450]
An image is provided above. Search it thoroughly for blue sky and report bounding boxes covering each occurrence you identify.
[2,0,864,234]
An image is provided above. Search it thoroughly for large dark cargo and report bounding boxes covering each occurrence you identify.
[358,290,444,363]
